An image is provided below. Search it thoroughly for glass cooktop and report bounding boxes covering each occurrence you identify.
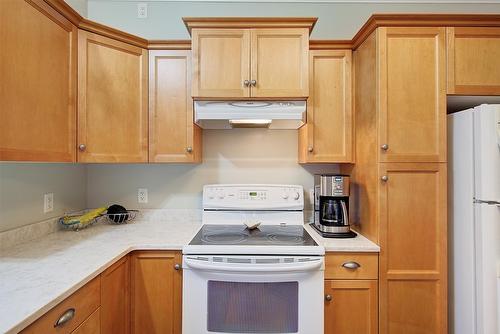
[189,224,318,247]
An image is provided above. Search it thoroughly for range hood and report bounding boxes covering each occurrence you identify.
[194,101,306,129]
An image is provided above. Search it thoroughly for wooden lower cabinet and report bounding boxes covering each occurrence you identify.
[72,308,100,334]
[101,255,130,334]
[379,163,447,334]
[324,280,378,334]
[130,251,182,334]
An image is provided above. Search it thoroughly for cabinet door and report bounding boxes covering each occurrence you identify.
[299,50,352,163]
[447,27,500,95]
[101,256,130,334]
[72,309,100,334]
[250,29,309,98]
[149,50,201,163]
[131,251,182,334]
[324,280,378,334]
[192,29,250,98]
[78,30,148,162]
[379,163,447,334]
[378,27,446,163]
[0,0,76,162]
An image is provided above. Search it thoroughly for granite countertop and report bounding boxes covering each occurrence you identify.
[0,219,379,334]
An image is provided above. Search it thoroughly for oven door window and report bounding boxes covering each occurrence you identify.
[207,280,298,333]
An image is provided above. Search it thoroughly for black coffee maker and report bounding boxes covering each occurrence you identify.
[312,174,356,238]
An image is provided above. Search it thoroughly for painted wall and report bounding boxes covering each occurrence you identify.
[86,1,500,40]
[0,164,87,232]
[87,130,337,210]
[66,0,88,16]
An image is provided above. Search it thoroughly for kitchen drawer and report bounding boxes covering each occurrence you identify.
[325,253,378,280]
[21,277,101,334]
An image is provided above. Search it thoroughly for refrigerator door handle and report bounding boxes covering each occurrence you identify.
[474,198,500,206]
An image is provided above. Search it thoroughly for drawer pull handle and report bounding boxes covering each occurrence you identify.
[342,261,361,270]
[54,308,75,328]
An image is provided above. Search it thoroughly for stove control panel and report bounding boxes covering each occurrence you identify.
[203,184,303,210]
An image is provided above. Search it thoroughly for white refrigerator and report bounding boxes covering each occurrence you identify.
[449,104,500,334]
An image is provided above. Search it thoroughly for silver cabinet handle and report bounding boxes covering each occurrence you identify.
[342,261,361,270]
[308,147,314,153]
[186,146,193,153]
[243,80,250,87]
[381,144,389,150]
[54,308,75,328]
[78,144,86,152]
[381,175,389,182]
[325,294,332,302]
[174,263,181,270]
[250,80,256,86]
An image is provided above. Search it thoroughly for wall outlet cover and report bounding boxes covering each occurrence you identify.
[137,3,148,19]
[138,188,148,203]
[44,193,54,213]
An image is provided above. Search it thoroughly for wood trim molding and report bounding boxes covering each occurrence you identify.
[79,18,149,48]
[309,40,353,50]
[182,17,318,35]
[147,40,191,50]
[42,0,83,26]
[352,13,500,49]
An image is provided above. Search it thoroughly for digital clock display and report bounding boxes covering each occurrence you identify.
[249,192,257,196]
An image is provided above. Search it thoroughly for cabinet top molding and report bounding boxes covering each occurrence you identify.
[182,17,318,35]
[41,0,500,50]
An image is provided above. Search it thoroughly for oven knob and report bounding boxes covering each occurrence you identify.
[282,192,289,199]
[292,192,300,200]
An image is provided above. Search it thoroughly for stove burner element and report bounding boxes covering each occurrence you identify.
[202,232,248,244]
[267,234,306,245]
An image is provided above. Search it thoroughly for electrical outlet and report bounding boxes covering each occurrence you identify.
[309,189,315,205]
[138,188,148,203]
[44,193,54,213]
[137,3,148,18]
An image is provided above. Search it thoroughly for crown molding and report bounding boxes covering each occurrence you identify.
[183,17,318,35]
[309,40,353,49]
[148,40,192,50]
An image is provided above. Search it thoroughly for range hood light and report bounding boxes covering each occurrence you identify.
[229,119,272,128]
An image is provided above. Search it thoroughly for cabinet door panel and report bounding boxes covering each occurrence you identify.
[78,30,148,162]
[324,280,378,334]
[0,0,76,162]
[131,251,182,334]
[251,29,309,98]
[447,27,500,95]
[192,29,250,98]
[379,163,447,334]
[300,50,352,163]
[378,27,446,162]
[72,308,100,334]
[149,50,201,162]
[101,256,130,334]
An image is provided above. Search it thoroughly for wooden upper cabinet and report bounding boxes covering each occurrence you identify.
[131,251,182,334]
[378,27,446,163]
[447,27,500,95]
[191,26,309,98]
[101,256,130,334]
[299,49,352,163]
[250,29,309,98]
[0,0,76,162]
[78,30,148,162]
[378,163,447,334]
[324,280,378,334]
[192,29,251,98]
[149,50,201,163]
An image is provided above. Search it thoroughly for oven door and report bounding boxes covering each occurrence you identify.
[182,255,324,334]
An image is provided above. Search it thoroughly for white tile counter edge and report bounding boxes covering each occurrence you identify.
[0,220,378,334]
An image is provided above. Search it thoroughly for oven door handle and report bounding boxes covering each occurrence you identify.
[184,258,323,273]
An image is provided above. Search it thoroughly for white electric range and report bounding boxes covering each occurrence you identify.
[182,184,325,334]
